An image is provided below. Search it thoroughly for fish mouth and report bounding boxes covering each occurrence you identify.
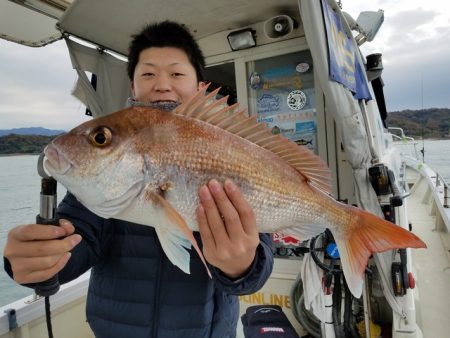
[43,144,72,176]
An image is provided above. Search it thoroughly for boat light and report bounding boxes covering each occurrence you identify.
[227,29,256,51]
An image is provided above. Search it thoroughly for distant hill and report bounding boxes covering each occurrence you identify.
[386,108,450,139]
[0,134,58,155]
[0,127,66,137]
[0,108,448,155]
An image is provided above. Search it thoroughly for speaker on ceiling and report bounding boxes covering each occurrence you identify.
[263,15,297,39]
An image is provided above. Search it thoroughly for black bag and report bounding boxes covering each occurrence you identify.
[241,305,300,337]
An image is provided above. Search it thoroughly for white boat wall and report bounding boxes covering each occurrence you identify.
[1,0,449,337]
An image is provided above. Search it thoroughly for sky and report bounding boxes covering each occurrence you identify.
[0,0,449,131]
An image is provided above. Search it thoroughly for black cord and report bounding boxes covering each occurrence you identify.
[333,273,346,337]
[343,279,360,338]
[309,234,342,275]
[45,296,54,338]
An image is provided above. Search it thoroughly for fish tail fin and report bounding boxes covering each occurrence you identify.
[332,207,426,297]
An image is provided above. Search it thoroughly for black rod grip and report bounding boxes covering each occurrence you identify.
[34,177,60,297]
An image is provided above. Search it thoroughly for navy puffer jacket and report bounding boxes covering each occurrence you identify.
[57,193,274,338]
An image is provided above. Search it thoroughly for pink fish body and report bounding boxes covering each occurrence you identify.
[44,88,426,297]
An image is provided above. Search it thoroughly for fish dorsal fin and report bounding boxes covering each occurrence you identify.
[173,85,333,195]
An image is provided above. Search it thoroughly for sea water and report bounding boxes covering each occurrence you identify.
[0,140,449,306]
[0,155,67,306]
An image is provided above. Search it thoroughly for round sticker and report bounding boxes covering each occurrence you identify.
[296,62,310,73]
[249,72,262,90]
[287,90,307,110]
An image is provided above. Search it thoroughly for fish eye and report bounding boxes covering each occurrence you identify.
[89,126,112,147]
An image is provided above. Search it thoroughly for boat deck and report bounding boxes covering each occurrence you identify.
[408,177,450,338]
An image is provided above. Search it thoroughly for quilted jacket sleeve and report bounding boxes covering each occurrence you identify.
[3,193,107,285]
[210,233,273,295]
[56,192,110,284]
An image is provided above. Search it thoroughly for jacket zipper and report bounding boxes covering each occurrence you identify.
[151,235,163,338]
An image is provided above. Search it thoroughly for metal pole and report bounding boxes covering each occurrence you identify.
[362,275,372,338]
[444,185,449,208]
[359,101,379,164]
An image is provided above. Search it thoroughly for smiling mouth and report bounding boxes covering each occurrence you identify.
[149,101,181,111]
[152,100,177,103]
[128,99,181,111]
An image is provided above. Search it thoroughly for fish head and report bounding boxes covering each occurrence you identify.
[43,108,150,217]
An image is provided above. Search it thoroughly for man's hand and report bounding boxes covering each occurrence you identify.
[197,179,260,279]
[3,220,82,284]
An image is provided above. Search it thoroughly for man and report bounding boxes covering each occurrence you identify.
[4,21,273,338]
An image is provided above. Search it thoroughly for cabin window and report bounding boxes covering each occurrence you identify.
[203,49,326,258]
[246,50,318,257]
[246,50,317,154]
[203,61,237,105]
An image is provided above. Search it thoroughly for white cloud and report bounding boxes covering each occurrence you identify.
[0,39,91,130]
[0,0,449,132]
[343,0,450,110]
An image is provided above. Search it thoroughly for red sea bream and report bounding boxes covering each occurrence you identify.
[43,88,426,297]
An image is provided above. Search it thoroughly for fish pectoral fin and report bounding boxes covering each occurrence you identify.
[151,193,212,278]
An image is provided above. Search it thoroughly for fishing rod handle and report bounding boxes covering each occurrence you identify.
[34,177,60,297]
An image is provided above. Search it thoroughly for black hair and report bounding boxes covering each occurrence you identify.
[127,21,205,82]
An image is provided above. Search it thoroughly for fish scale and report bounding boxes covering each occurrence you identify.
[155,130,311,230]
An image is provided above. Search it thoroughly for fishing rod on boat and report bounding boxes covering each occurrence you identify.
[420,76,425,163]
[33,153,59,338]
[368,163,418,297]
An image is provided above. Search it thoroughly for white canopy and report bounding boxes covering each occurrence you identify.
[0,1,63,47]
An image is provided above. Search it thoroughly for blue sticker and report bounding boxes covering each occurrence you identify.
[295,121,316,133]
[257,116,274,123]
[326,243,340,259]
[257,94,280,114]
[264,65,296,79]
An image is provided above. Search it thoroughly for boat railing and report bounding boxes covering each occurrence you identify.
[389,127,449,208]
[388,127,420,160]
[435,172,449,208]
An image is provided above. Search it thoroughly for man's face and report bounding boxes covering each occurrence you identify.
[132,47,203,104]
